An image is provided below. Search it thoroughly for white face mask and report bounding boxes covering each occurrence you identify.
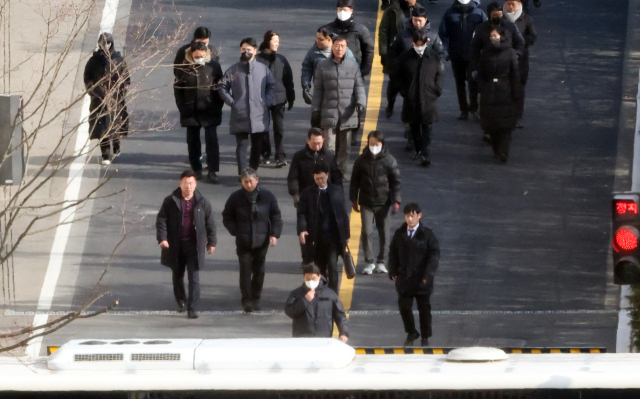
[305,279,320,290]
[369,145,382,155]
[458,0,471,4]
[414,45,427,55]
[337,10,352,21]
[194,58,205,65]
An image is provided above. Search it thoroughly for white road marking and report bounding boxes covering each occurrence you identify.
[25,0,121,360]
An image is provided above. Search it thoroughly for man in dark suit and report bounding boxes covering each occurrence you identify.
[297,163,350,294]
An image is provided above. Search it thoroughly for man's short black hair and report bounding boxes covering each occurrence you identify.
[308,127,324,139]
[411,29,429,45]
[193,27,211,40]
[487,1,502,15]
[403,202,422,215]
[317,26,333,39]
[303,264,322,275]
[240,37,257,48]
[333,36,348,45]
[412,7,428,19]
[190,41,208,52]
[367,130,384,143]
[312,162,330,175]
[180,170,196,180]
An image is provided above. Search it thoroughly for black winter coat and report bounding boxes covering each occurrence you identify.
[173,43,218,77]
[388,222,440,295]
[287,145,343,199]
[284,277,349,338]
[297,184,350,256]
[388,21,446,75]
[469,19,525,72]
[256,51,295,106]
[378,0,426,73]
[394,48,444,126]
[323,18,375,77]
[350,146,401,208]
[513,13,537,84]
[438,1,487,61]
[174,50,224,127]
[222,187,283,250]
[477,41,523,132]
[84,48,130,140]
[156,189,217,271]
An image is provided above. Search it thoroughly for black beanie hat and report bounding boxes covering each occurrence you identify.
[487,1,502,15]
[337,0,354,8]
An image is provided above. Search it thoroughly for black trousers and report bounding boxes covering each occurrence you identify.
[314,240,341,294]
[186,125,219,173]
[488,129,513,156]
[237,243,270,303]
[409,123,432,156]
[172,240,200,311]
[516,83,526,119]
[235,132,266,175]
[398,293,432,338]
[262,104,286,159]
[450,56,478,113]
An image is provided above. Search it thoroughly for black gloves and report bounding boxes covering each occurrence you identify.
[287,100,294,111]
[302,87,313,105]
[380,55,387,66]
[356,104,365,114]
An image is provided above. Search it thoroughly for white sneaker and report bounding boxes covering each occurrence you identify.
[375,263,388,274]
[362,263,375,275]
[101,159,111,166]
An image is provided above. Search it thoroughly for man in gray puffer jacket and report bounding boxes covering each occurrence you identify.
[219,38,277,175]
[311,36,366,176]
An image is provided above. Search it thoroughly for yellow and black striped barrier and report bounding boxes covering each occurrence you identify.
[355,347,606,355]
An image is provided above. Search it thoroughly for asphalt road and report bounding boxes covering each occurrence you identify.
[32,0,629,349]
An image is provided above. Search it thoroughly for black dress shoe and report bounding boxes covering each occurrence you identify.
[194,170,203,181]
[385,103,394,119]
[403,331,420,347]
[421,338,429,347]
[187,310,199,319]
[252,300,261,311]
[177,301,186,313]
[242,300,253,313]
[499,153,508,163]
[207,171,219,184]
[420,156,432,167]
[457,111,469,120]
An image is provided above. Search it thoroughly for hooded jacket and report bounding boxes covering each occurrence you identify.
[311,56,366,130]
[173,48,224,127]
[301,43,356,89]
[156,188,217,271]
[323,18,375,77]
[350,145,401,208]
[379,0,426,73]
[438,0,487,61]
[287,145,343,199]
[255,51,295,106]
[218,59,277,134]
[284,276,349,338]
[173,42,219,77]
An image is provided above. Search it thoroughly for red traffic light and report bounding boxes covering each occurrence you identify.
[614,228,639,252]
[615,201,638,216]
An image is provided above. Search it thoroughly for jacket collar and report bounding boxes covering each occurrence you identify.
[304,144,325,158]
[172,187,202,208]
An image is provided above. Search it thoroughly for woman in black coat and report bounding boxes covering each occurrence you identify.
[477,28,522,163]
[174,41,224,182]
[83,33,130,165]
[256,30,295,167]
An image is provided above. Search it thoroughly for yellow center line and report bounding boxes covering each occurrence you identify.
[337,1,385,320]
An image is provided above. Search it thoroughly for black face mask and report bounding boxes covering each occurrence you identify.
[491,16,503,25]
[240,52,253,62]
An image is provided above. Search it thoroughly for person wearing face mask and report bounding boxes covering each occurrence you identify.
[301,28,357,105]
[284,264,349,341]
[311,36,366,177]
[256,31,295,168]
[297,163,350,294]
[379,0,426,75]
[173,27,218,78]
[174,41,224,183]
[393,30,444,167]
[503,0,537,128]
[222,168,283,313]
[219,38,277,175]
[477,28,522,163]
[350,130,401,275]
[322,0,374,78]
[388,203,440,347]
[438,0,487,122]
[84,32,130,166]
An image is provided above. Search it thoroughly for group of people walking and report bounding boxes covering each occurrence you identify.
[85,0,539,347]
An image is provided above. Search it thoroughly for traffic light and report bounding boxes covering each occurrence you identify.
[612,193,640,284]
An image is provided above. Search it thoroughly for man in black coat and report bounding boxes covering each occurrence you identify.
[156,170,217,319]
[323,0,375,78]
[388,203,440,347]
[174,41,224,183]
[284,264,349,341]
[350,130,401,275]
[504,0,537,128]
[84,33,130,165]
[393,30,444,167]
[297,163,350,294]
[222,168,283,312]
[173,27,218,77]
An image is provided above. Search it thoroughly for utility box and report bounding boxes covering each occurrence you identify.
[0,95,24,185]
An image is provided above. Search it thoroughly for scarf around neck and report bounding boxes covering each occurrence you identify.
[243,187,260,219]
[503,4,523,23]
